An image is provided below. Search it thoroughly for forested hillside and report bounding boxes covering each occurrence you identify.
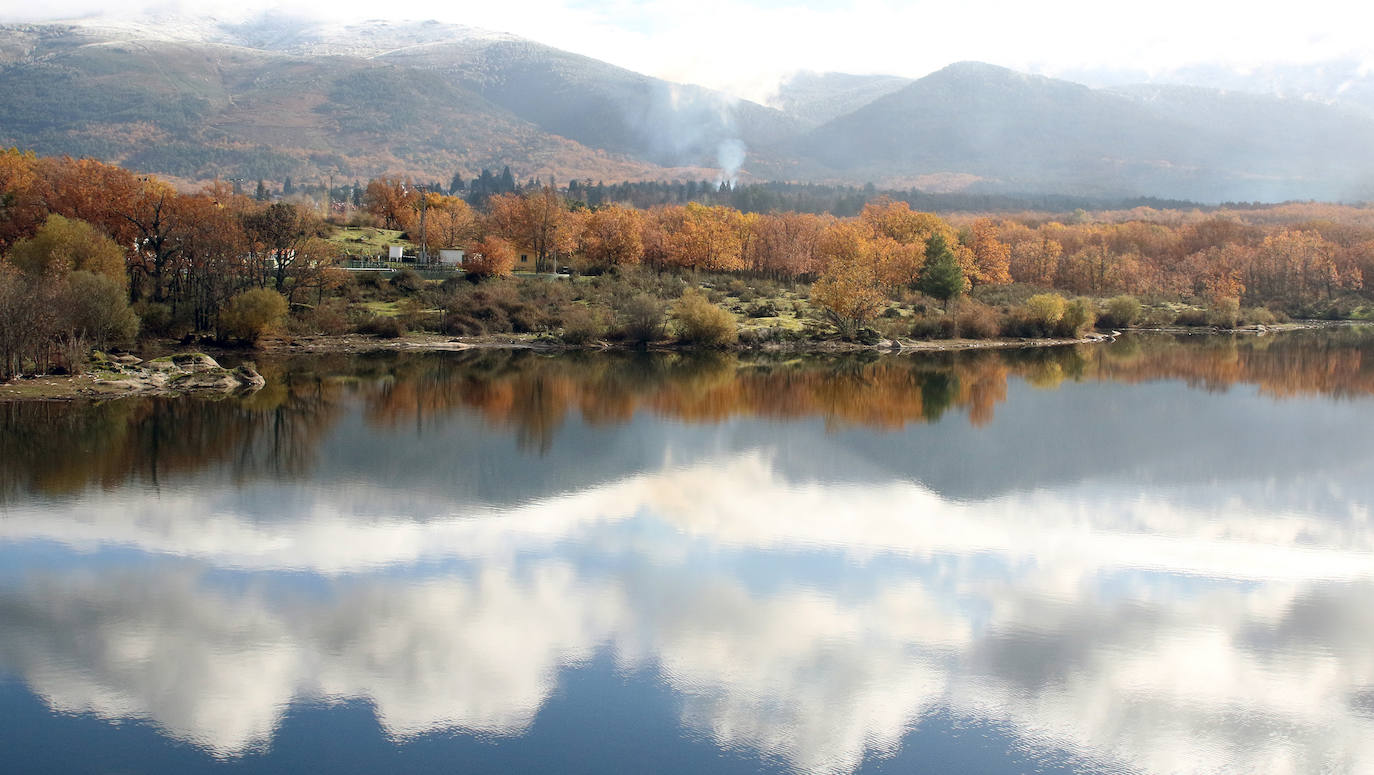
[3,18,1374,202]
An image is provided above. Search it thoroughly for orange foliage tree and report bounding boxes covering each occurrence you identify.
[464,236,516,279]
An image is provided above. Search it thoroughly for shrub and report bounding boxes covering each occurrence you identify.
[1206,297,1241,329]
[219,289,288,344]
[1024,294,1066,330]
[874,316,908,341]
[397,297,433,331]
[617,293,666,343]
[1100,295,1142,329]
[301,299,351,335]
[134,302,174,337]
[392,268,425,294]
[671,289,738,347]
[853,327,881,345]
[746,300,780,318]
[64,272,138,348]
[560,305,607,344]
[910,315,956,340]
[956,301,1002,339]
[439,311,485,336]
[133,301,192,339]
[1242,307,1278,326]
[1057,297,1097,337]
[1174,308,1209,327]
[440,282,563,334]
[356,314,406,338]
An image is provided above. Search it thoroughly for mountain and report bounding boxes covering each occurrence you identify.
[374,35,803,178]
[769,71,913,126]
[3,18,1374,202]
[0,19,733,184]
[799,62,1374,201]
[1057,59,1374,119]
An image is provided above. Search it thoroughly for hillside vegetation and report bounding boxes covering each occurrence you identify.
[4,20,1374,200]
[4,152,1374,382]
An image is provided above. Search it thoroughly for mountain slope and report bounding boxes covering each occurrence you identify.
[376,35,803,178]
[0,21,712,183]
[770,71,913,126]
[5,19,1374,201]
[800,62,1374,200]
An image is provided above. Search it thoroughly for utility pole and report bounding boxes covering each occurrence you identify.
[417,185,430,266]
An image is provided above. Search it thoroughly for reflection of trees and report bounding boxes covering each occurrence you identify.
[8,330,1373,494]
[1093,329,1374,399]
[0,365,345,500]
[357,350,1026,447]
[353,329,1374,452]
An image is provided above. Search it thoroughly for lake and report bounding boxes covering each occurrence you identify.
[2,329,1373,775]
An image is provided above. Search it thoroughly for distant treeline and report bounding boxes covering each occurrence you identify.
[5,149,1374,379]
[564,180,1209,217]
[269,170,1249,218]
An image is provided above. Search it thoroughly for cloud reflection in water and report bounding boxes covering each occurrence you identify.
[2,449,1373,774]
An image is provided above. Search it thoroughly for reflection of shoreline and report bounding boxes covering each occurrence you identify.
[5,329,1374,499]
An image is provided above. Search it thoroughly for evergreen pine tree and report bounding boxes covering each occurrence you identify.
[916,233,965,312]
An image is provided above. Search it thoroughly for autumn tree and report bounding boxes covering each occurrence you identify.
[811,222,885,338]
[464,236,516,279]
[577,205,644,271]
[487,187,573,273]
[966,219,1012,286]
[1009,235,1063,287]
[751,211,828,277]
[859,199,954,246]
[7,215,126,284]
[116,180,189,303]
[662,203,749,272]
[0,148,44,250]
[420,196,479,255]
[241,202,336,299]
[175,195,252,329]
[36,156,142,247]
[363,178,414,230]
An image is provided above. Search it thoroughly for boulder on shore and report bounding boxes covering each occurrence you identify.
[98,353,265,395]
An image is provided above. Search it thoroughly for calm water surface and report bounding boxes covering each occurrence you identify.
[3,330,1374,774]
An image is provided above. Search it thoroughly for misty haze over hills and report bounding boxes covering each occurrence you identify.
[2,14,1374,202]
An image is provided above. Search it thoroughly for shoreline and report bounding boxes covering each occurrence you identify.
[270,331,1117,355]
[1,320,1362,403]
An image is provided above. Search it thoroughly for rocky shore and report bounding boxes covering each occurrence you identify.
[0,353,265,401]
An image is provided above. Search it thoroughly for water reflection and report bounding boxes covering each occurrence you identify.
[2,329,1373,774]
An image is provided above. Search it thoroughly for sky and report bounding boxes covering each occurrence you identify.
[3,0,1373,102]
